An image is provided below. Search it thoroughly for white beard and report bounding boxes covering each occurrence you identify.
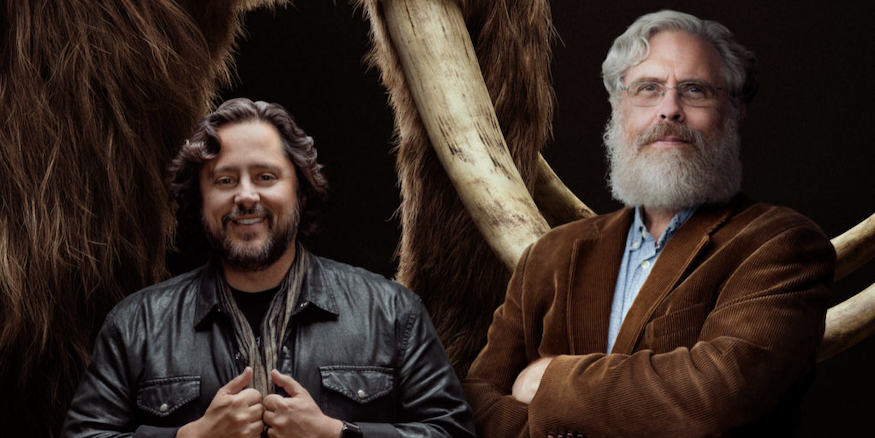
[603,108,743,211]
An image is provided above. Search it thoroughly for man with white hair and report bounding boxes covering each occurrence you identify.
[463,10,834,437]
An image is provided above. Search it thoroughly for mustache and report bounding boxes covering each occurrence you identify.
[636,122,698,149]
[221,205,271,227]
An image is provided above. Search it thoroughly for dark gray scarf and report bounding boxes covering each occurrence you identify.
[216,242,309,396]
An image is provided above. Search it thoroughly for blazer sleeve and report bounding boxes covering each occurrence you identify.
[528,222,834,436]
[462,247,536,438]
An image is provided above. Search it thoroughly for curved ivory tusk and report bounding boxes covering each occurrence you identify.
[819,281,875,362]
[382,0,550,270]
[831,211,875,281]
[819,212,875,360]
[534,154,596,226]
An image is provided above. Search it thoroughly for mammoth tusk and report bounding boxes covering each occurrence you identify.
[534,154,596,226]
[382,0,550,270]
[818,211,875,360]
[831,211,875,281]
[819,281,875,362]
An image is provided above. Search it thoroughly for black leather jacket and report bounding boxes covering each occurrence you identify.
[62,256,476,437]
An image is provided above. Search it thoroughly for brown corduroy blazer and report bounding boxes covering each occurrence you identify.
[463,197,835,437]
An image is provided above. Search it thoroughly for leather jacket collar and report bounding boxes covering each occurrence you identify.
[194,256,342,330]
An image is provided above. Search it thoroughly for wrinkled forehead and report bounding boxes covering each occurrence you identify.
[624,31,726,86]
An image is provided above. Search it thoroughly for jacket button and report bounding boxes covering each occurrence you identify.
[357,389,366,399]
[282,346,289,355]
[159,403,168,413]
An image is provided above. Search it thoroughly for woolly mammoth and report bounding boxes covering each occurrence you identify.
[1,0,872,437]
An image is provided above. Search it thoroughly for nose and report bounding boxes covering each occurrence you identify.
[658,88,685,123]
[233,179,260,207]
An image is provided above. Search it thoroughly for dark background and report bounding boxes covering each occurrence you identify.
[175,0,874,435]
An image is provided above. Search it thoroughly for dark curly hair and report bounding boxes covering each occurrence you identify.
[168,98,329,240]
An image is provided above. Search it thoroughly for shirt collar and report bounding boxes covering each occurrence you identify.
[632,205,698,249]
[194,262,221,328]
[194,255,340,329]
[292,255,339,316]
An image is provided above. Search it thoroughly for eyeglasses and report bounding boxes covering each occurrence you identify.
[621,81,725,107]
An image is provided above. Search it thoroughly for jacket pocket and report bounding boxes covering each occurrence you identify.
[644,303,708,353]
[136,376,200,417]
[319,366,394,404]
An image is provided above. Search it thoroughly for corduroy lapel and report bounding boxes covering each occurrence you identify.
[609,201,737,355]
[567,208,634,355]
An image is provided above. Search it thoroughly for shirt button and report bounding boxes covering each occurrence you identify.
[357,389,367,399]
[159,403,168,413]
[641,260,651,269]
[632,241,641,249]
[282,346,289,355]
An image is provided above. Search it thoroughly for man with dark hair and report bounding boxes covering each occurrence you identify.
[62,98,475,438]
[464,10,834,437]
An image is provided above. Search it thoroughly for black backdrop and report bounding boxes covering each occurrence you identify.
[169,0,875,435]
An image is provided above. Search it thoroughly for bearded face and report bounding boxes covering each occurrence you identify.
[202,202,300,272]
[603,104,743,211]
[198,121,304,272]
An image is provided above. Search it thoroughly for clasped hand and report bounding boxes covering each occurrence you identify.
[177,367,343,438]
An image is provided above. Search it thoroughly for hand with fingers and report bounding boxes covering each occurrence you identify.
[176,367,265,438]
[512,356,554,405]
[263,369,344,438]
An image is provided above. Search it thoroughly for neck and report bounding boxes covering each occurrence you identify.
[642,206,679,242]
[222,243,297,292]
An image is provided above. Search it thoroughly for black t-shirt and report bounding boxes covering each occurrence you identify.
[230,285,281,339]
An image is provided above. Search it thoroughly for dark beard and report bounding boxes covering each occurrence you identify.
[203,204,300,272]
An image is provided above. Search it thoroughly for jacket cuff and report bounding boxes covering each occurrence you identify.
[134,425,181,438]
[529,354,602,431]
[357,422,401,437]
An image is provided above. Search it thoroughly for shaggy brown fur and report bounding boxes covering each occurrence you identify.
[358,0,555,377]
[0,0,281,435]
[1,0,550,434]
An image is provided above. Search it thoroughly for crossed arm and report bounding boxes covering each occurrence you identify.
[463,223,834,437]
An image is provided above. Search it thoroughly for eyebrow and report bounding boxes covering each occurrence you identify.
[627,76,711,85]
[627,76,664,84]
[209,162,284,176]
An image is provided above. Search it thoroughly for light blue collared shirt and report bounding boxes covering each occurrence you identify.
[606,206,697,353]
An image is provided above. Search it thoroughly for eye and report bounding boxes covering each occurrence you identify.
[634,82,661,96]
[215,176,235,186]
[680,82,715,99]
[257,173,278,183]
